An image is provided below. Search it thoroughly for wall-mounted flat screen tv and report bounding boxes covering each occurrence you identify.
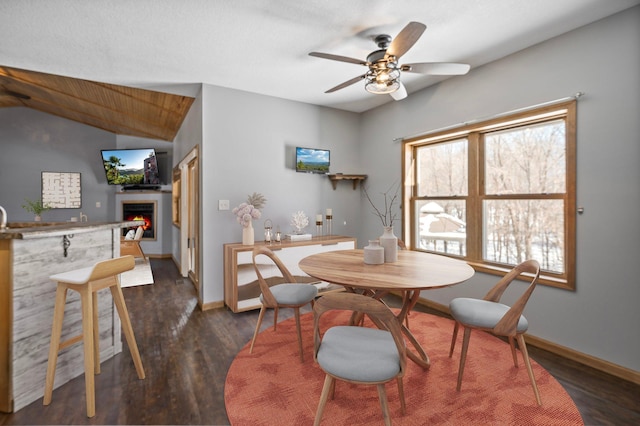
[101,148,160,185]
[295,147,330,174]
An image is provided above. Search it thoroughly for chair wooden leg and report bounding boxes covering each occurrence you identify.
[376,383,392,426]
[293,307,304,363]
[456,327,472,391]
[273,307,279,331]
[79,287,96,418]
[249,305,267,354]
[43,286,68,406]
[449,322,459,357]
[508,336,519,367]
[110,284,145,379]
[92,292,101,375]
[314,375,334,426]
[397,377,406,415]
[517,334,542,406]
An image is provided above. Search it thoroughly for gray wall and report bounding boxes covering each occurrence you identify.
[198,85,362,304]
[358,7,640,372]
[0,107,116,223]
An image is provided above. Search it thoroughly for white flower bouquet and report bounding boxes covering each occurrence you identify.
[232,202,261,227]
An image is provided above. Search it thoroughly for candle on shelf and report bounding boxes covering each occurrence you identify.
[315,214,323,237]
[325,208,333,236]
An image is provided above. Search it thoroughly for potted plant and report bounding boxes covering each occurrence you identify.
[22,198,52,221]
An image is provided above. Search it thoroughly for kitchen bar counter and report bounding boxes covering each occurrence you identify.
[0,221,142,240]
[0,221,142,413]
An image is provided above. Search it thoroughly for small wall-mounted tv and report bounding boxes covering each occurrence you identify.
[295,147,330,174]
[101,148,160,186]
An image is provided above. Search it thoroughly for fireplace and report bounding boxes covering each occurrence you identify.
[121,201,157,240]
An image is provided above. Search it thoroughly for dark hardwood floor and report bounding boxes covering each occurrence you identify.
[1,258,638,425]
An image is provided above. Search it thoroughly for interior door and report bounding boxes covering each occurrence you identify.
[187,156,199,288]
[178,146,199,294]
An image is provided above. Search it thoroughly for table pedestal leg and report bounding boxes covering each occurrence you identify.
[345,287,431,370]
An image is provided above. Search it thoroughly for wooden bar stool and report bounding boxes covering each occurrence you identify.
[43,255,145,417]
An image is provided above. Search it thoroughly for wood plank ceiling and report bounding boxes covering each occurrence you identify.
[0,65,194,142]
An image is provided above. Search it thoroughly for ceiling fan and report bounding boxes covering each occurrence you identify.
[309,21,470,100]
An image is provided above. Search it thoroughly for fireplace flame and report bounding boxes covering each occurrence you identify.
[129,215,151,230]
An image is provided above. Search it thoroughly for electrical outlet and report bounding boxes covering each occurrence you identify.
[218,200,230,211]
[96,201,101,208]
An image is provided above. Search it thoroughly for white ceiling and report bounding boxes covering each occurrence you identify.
[1,0,638,113]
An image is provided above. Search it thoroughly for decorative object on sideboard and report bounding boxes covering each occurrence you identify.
[21,198,52,221]
[363,182,400,262]
[325,208,332,235]
[363,240,384,265]
[315,214,323,237]
[242,221,255,245]
[264,219,273,244]
[290,211,309,234]
[232,192,266,245]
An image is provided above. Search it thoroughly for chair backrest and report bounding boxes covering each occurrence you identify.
[483,259,541,336]
[252,246,297,308]
[313,292,406,376]
[89,255,136,282]
[134,226,144,241]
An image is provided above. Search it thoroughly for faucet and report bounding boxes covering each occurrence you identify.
[0,205,7,230]
[80,212,88,222]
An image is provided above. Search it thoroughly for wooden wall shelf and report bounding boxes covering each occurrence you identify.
[327,174,367,190]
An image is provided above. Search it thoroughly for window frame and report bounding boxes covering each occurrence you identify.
[402,100,576,290]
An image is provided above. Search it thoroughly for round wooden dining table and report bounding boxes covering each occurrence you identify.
[299,249,475,369]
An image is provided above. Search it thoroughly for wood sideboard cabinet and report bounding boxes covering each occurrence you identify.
[223,235,356,313]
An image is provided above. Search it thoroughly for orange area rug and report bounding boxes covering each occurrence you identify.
[225,310,583,425]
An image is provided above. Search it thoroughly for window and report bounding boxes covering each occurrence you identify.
[403,101,576,290]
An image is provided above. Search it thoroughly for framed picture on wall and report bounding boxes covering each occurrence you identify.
[41,171,82,208]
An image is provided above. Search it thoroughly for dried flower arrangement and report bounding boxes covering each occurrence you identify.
[232,192,267,228]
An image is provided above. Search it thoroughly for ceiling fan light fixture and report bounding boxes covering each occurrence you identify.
[365,77,400,94]
[365,67,400,94]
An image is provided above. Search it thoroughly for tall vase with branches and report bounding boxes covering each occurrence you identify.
[362,183,400,263]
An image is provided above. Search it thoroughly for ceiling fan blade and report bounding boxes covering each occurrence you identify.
[325,74,367,93]
[385,22,426,60]
[390,82,407,101]
[402,62,470,75]
[309,52,368,66]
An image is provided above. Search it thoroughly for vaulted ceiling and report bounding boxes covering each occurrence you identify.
[0,65,194,141]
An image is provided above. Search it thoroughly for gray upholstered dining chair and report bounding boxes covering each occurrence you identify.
[313,292,407,426]
[249,246,318,362]
[448,259,542,405]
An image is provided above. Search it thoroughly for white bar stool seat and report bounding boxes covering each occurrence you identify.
[43,255,145,417]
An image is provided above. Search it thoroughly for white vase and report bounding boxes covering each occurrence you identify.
[379,226,398,263]
[364,240,384,265]
[242,221,255,245]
